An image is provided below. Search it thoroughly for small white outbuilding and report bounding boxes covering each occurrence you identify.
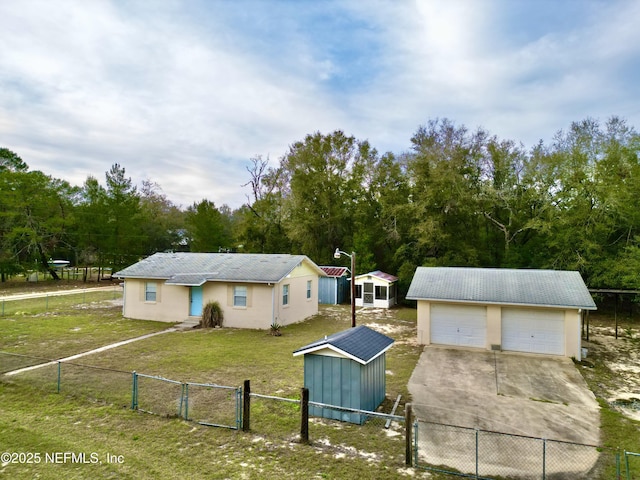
[354,270,398,309]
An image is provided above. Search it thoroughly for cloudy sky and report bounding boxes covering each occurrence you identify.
[1,0,639,209]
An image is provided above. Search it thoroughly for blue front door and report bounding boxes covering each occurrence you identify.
[190,286,203,316]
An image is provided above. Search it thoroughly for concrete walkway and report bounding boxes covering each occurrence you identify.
[2,285,198,377]
[4,328,175,376]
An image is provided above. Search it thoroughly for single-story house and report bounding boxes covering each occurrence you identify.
[115,252,326,329]
[293,325,394,424]
[318,266,350,305]
[406,267,597,360]
[354,271,398,308]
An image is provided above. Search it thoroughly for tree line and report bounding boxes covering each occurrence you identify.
[1,116,639,293]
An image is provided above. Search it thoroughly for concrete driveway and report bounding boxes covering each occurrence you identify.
[408,346,600,444]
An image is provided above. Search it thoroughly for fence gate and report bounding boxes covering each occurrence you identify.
[132,373,184,417]
[132,373,241,430]
[184,382,242,430]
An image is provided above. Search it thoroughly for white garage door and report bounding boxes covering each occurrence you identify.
[502,308,565,355]
[431,304,486,348]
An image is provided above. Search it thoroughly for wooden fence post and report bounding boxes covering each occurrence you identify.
[405,403,413,466]
[300,387,309,444]
[243,379,250,432]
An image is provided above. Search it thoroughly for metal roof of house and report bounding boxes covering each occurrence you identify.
[406,267,597,310]
[355,270,398,283]
[319,266,350,277]
[115,252,325,286]
[293,325,394,365]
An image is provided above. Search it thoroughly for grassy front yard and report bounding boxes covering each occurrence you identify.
[0,294,431,479]
[2,285,640,479]
[0,291,168,361]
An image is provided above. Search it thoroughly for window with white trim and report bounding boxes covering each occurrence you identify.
[145,282,157,302]
[375,285,387,300]
[234,286,247,307]
[283,284,290,305]
[306,280,312,299]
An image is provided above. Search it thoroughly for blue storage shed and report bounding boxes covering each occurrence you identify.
[318,266,350,305]
[293,325,394,424]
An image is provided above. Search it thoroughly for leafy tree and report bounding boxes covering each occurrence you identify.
[406,119,486,266]
[103,163,143,268]
[477,137,555,267]
[74,175,109,277]
[185,200,232,252]
[0,148,28,172]
[139,179,186,253]
[0,169,77,279]
[236,156,291,253]
[282,130,376,265]
[351,151,411,274]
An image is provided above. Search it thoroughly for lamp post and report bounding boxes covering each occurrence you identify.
[334,248,356,328]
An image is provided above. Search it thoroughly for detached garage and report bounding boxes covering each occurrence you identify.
[406,267,597,360]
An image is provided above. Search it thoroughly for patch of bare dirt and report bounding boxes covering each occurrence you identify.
[581,325,640,421]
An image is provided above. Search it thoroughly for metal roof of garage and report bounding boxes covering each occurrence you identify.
[406,267,597,310]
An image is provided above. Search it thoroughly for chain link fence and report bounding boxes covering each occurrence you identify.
[58,362,132,407]
[247,392,302,442]
[414,419,620,479]
[0,351,51,374]
[626,451,640,480]
[240,384,408,466]
[1,353,241,430]
[133,373,184,417]
[308,402,406,464]
[0,286,121,316]
[7,351,636,476]
[184,382,242,429]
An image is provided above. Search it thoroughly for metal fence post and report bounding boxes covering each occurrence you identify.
[131,371,138,410]
[405,403,412,466]
[413,420,419,468]
[243,380,250,432]
[300,387,309,444]
[236,387,242,430]
[542,438,546,480]
[183,383,189,419]
[625,450,630,480]
[617,450,621,480]
[57,361,61,393]
[475,429,479,479]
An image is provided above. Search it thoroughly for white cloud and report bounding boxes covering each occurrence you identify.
[0,0,639,208]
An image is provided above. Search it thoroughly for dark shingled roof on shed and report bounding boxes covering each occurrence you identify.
[293,325,394,364]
